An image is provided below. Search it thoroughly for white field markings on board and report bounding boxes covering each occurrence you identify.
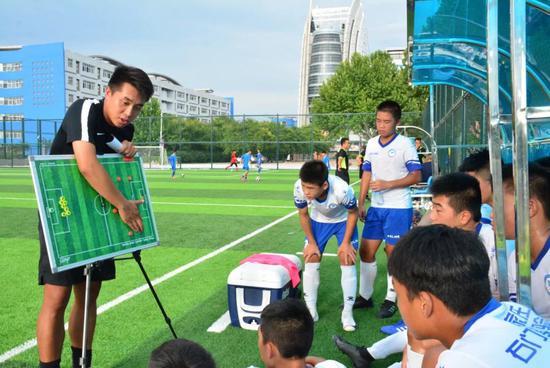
[0,209,299,363]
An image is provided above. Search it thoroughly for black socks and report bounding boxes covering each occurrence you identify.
[71,346,92,368]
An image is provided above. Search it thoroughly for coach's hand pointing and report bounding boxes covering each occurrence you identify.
[119,199,144,232]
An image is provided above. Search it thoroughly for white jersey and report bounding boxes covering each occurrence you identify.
[437,300,550,367]
[294,175,357,223]
[531,236,550,319]
[362,134,421,209]
[477,223,499,299]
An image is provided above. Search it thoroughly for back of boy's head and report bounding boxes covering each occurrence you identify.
[376,100,402,121]
[300,160,328,186]
[149,339,216,368]
[108,65,154,102]
[259,298,314,360]
[430,172,482,222]
[459,149,492,183]
[502,160,550,220]
[388,224,491,316]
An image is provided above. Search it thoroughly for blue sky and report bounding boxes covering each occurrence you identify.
[1,0,406,114]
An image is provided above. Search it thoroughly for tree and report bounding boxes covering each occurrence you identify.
[133,97,162,144]
[310,51,428,137]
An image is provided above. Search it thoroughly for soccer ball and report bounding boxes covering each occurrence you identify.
[256,176,261,182]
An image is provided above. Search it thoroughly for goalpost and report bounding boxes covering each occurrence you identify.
[135,145,165,169]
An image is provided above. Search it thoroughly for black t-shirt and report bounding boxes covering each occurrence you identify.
[335,148,349,172]
[50,99,134,155]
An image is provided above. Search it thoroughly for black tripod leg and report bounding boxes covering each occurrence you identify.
[133,251,178,339]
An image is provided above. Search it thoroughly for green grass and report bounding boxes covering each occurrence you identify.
[0,167,401,367]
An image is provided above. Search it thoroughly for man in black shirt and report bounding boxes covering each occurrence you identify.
[37,66,153,368]
[335,137,350,184]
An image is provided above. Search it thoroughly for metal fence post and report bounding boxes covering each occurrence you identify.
[276,114,280,170]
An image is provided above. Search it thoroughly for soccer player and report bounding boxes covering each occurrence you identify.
[334,172,503,368]
[168,148,177,179]
[36,66,153,368]
[502,161,550,319]
[256,149,264,181]
[458,149,493,223]
[294,160,359,331]
[258,298,346,368]
[241,149,252,182]
[225,150,238,170]
[321,151,331,171]
[335,137,350,184]
[149,339,216,368]
[391,225,549,367]
[355,100,421,318]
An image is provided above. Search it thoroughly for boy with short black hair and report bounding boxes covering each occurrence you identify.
[335,137,350,184]
[258,299,345,368]
[389,225,549,367]
[294,160,359,331]
[149,339,216,368]
[502,161,550,319]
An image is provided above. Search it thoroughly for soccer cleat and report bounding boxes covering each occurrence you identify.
[332,335,372,368]
[378,299,398,319]
[353,295,374,309]
[380,319,407,335]
[309,309,319,322]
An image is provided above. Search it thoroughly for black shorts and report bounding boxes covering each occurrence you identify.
[38,220,116,286]
[336,170,350,184]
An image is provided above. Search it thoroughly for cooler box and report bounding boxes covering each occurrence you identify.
[227,253,302,330]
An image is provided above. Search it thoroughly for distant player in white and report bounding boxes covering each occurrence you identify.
[502,161,550,319]
[294,160,359,331]
[356,100,421,318]
[392,225,549,368]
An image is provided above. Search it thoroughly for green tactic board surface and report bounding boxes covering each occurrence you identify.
[29,154,159,273]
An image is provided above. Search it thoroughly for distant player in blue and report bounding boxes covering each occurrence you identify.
[240,149,252,182]
[255,149,264,182]
[168,149,177,179]
[321,151,331,170]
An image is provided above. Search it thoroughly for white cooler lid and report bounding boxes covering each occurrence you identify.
[228,262,291,288]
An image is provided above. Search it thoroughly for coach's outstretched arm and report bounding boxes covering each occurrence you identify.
[73,140,144,232]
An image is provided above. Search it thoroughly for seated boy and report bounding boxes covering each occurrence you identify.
[294,160,359,331]
[258,299,345,368]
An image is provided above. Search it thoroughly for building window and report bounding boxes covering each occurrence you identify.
[0,80,23,88]
[221,102,227,108]
[0,113,24,121]
[0,62,22,72]
[67,76,73,85]
[82,63,94,73]
[0,96,24,105]
[177,92,185,99]
[189,94,197,102]
[200,108,208,114]
[103,70,112,79]
[211,100,218,107]
[82,80,94,90]
[200,97,208,104]
[0,130,22,139]
[68,94,74,103]
[67,58,73,68]
[189,105,197,113]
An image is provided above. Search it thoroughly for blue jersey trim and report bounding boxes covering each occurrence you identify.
[378,133,399,148]
[463,298,502,334]
[531,236,550,270]
[343,197,357,210]
[362,160,372,171]
[406,161,422,172]
[480,217,492,224]
[475,222,483,235]
[294,200,308,209]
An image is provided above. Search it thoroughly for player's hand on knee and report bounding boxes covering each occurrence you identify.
[304,243,320,263]
[120,140,137,158]
[119,199,144,232]
[338,243,356,265]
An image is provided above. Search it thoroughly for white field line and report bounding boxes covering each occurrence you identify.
[0,197,294,209]
[207,311,232,333]
[0,210,298,363]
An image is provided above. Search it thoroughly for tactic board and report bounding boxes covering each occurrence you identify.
[29,154,159,273]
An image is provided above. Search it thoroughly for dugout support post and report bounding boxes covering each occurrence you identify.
[80,263,93,368]
[132,251,178,339]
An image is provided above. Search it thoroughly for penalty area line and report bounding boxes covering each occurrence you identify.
[0,210,298,363]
